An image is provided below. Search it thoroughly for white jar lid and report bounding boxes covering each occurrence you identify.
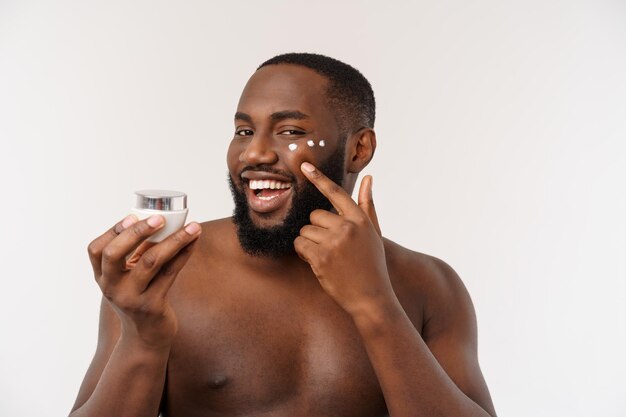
[134,190,187,211]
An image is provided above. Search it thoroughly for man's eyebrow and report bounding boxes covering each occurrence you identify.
[234,110,310,124]
[270,110,310,122]
[234,112,253,123]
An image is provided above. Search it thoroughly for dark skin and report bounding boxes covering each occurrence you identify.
[70,64,497,417]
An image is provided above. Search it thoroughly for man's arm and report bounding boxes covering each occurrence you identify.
[351,257,497,417]
[69,297,168,417]
[70,214,201,417]
[294,163,496,417]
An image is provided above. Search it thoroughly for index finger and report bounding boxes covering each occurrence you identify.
[300,162,359,216]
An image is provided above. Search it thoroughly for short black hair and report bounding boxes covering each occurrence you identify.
[257,52,375,135]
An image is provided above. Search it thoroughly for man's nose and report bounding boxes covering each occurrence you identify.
[239,133,279,165]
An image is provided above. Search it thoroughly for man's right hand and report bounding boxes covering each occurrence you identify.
[87,214,202,350]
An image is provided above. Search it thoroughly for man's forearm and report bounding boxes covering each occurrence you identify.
[69,334,169,417]
[352,300,493,417]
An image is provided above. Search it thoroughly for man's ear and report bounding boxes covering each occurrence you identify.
[346,128,377,173]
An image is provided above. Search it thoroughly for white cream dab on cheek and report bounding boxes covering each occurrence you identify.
[289,139,324,152]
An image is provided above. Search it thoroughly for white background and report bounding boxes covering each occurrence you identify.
[1,1,625,416]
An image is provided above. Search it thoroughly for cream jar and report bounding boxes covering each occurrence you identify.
[130,190,189,243]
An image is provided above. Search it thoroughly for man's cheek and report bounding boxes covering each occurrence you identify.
[226,141,241,172]
[282,139,333,167]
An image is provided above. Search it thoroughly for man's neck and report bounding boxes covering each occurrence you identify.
[237,247,314,281]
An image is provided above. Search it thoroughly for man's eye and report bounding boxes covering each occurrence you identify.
[236,129,254,136]
[279,130,306,136]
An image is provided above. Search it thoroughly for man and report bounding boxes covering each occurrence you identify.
[70,53,497,417]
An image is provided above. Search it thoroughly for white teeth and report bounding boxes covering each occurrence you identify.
[258,195,278,201]
[248,179,292,190]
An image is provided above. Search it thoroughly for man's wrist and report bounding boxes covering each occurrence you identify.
[118,328,173,359]
[350,294,406,339]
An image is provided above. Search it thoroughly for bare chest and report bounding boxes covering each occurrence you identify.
[162,269,388,417]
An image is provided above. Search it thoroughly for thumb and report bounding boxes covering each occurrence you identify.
[358,175,382,237]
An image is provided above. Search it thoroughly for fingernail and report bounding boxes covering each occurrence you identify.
[122,214,138,229]
[185,222,201,235]
[301,162,315,173]
[147,214,164,228]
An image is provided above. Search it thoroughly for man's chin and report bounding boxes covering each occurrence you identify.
[233,207,301,258]
[248,209,289,229]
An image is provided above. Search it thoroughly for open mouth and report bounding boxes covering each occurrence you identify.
[243,177,294,214]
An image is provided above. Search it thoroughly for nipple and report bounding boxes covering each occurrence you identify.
[207,374,229,389]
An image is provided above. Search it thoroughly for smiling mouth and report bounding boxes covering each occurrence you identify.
[244,178,294,214]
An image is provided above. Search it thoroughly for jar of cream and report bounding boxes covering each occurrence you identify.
[130,190,189,242]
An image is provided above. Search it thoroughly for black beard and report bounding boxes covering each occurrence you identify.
[228,145,346,258]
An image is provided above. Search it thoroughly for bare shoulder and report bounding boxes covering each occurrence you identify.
[194,217,239,254]
[383,239,496,415]
[198,217,236,240]
[383,238,476,341]
[383,237,469,303]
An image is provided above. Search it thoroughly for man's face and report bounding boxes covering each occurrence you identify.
[227,64,345,257]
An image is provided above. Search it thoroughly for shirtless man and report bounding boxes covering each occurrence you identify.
[70,53,497,417]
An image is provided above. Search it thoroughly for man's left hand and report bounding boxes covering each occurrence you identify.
[294,162,396,317]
